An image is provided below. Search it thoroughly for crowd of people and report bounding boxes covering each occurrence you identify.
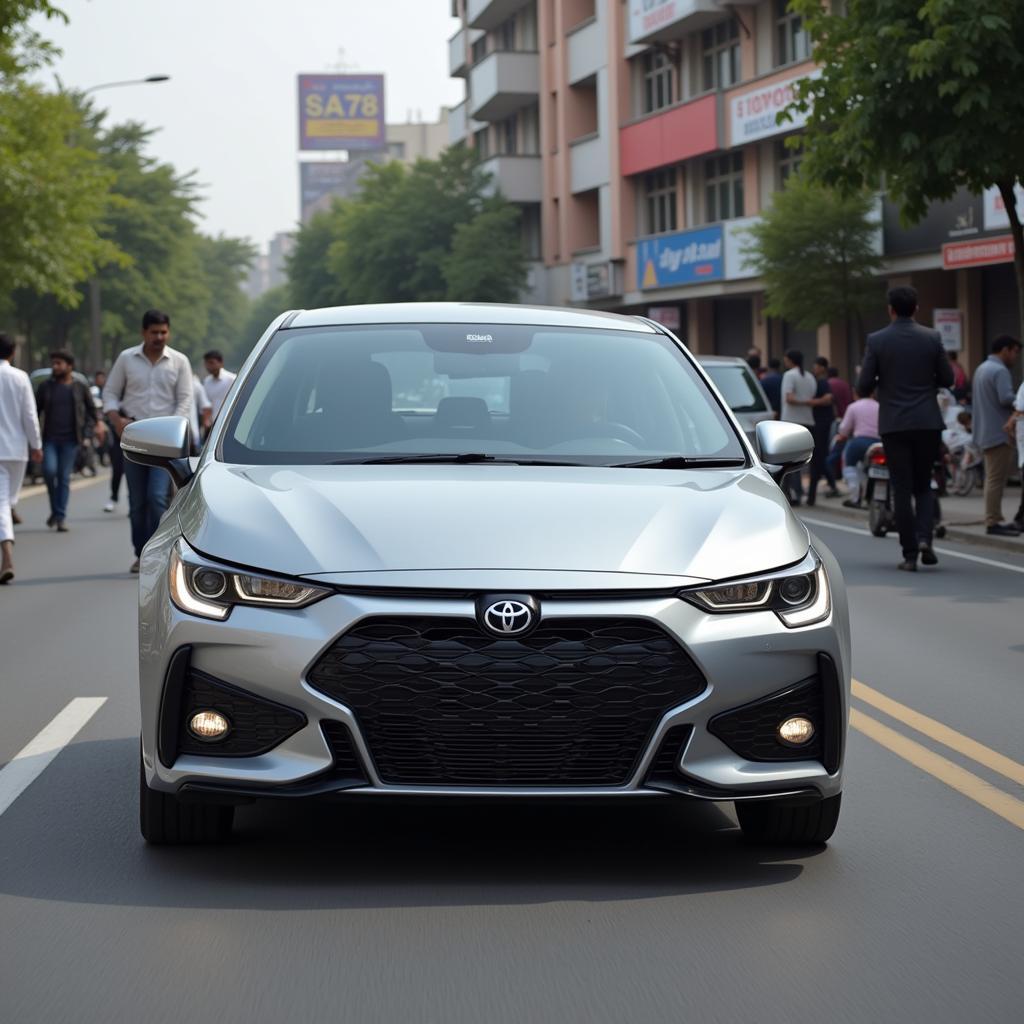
[745,285,1024,567]
[0,312,235,583]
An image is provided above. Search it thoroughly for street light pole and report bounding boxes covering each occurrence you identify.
[82,74,171,373]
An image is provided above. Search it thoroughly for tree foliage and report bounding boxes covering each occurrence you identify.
[0,0,65,76]
[746,176,882,333]
[790,0,1024,334]
[288,145,526,307]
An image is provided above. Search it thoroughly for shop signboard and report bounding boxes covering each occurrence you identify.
[571,261,620,301]
[983,184,1024,231]
[637,225,723,290]
[628,0,718,45]
[728,68,820,146]
[933,309,963,352]
[942,235,1014,271]
[647,306,681,330]
[724,216,761,280]
[298,74,386,151]
[883,188,982,255]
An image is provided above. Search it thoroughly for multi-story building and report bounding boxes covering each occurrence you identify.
[449,0,1018,373]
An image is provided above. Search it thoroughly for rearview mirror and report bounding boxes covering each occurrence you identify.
[121,416,193,486]
[756,420,814,482]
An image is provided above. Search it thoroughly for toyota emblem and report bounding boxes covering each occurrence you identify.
[478,595,538,636]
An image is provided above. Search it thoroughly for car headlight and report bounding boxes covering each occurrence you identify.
[169,542,331,621]
[682,560,830,628]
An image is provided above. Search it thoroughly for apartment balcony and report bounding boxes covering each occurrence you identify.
[469,50,540,122]
[567,16,604,85]
[620,94,718,176]
[448,27,468,77]
[467,0,532,31]
[480,154,543,203]
[570,134,609,194]
[628,0,724,46]
[448,99,487,146]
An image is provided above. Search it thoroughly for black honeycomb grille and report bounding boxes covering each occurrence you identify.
[320,721,368,783]
[708,677,824,764]
[307,616,707,786]
[645,725,694,784]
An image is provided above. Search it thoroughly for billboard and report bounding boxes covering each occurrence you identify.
[637,225,724,291]
[298,74,385,151]
[299,159,382,222]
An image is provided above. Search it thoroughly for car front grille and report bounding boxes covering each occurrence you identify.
[307,615,706,787]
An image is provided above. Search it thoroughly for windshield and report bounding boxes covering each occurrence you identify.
[702,363,767,414]
[221,323,745,466]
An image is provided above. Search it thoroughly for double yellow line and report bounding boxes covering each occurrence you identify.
[851,679,1024,830]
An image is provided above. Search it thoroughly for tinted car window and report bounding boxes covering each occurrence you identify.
[223,324,745,465]
[703,364,768,414]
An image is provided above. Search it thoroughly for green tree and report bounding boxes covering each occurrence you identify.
[0,0,65,76]
[238,283,291,366]
[195,234,258,363]
[790,0,1024,336]
[0,84,121,308]
[443,200,525,302]
[287,145,526,306]
[745,176,882,346]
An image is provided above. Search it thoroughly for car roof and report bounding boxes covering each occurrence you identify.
[286,302,659,333]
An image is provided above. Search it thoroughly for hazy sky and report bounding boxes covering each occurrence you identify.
[37,0,464,248]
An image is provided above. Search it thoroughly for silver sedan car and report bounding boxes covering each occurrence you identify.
[125,303,850,846]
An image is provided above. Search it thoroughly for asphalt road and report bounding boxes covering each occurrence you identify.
[1,475,1023,1024]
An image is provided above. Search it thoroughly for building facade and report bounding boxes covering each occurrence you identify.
[448,0,1019,374]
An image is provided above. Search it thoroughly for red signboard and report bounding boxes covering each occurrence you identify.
[942,235,1014,270]
[620,95,718,177]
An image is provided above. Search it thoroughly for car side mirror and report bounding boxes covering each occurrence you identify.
[756,420,814,483]
[121,416,194,487]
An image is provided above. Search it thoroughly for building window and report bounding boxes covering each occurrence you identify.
[497,114,518,155]
[776,138,803,185]
[701,19,740,92]
[641,49,675,115]
[474,127,490,161]
[776,0,810,66]
[495,15,516,52]
[704,152,744,222]
[471,36,487,65]
[521,204,542,261]
[643,169,678,235]
[388,141,407,162]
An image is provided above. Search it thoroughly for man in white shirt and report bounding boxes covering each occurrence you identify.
[202,349,237,420]
[0,334,43,583]
[103,310,193,573]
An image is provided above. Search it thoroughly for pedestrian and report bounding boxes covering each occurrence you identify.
[780,349,817,505]
[826,366,853,419]
[801,356,839,505]
[35,350,105,532]
[970,334,1022,537]
[202,349,236,419]
[857,285,954,571]
[102,310,193,573]
[0,333,43,584]
[761,357,783,417]
[833,385,880,507]
[190,376,212,452]
[948,350,969,402]
[1008,380,1024,531]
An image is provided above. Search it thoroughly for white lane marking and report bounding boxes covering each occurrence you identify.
[0,698,107,817]
[801,516,1024,575]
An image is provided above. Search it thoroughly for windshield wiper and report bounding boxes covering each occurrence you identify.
[338,453,585,466]
[612,456,747,469]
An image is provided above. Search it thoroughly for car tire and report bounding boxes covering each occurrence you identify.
[139,750,234,844]
[736,793,841,845]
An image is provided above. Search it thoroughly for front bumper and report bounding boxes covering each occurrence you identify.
[139,531,850,804]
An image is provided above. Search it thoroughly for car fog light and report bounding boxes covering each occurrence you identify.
[188,710,230,741]
[777,716,815,746]
[192,569,228,599]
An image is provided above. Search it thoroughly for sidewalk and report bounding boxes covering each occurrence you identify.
[805,484,1024,554]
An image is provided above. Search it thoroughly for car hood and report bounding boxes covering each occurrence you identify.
[178,463,808,584]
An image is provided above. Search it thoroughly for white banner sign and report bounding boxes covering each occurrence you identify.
[983,184,1024,231]
[933,309,963,352]
[728,69,819,146]
[724,216,761,280]
[628,0,714,44]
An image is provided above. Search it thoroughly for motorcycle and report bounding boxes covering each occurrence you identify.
[863,442,947,540]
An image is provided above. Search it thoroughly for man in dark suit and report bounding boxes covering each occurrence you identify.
[858,286,954,571]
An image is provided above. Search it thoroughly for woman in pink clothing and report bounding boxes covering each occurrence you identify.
[834,386,880,507]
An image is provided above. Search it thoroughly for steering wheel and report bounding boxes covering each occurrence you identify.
[600,421,647,447]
